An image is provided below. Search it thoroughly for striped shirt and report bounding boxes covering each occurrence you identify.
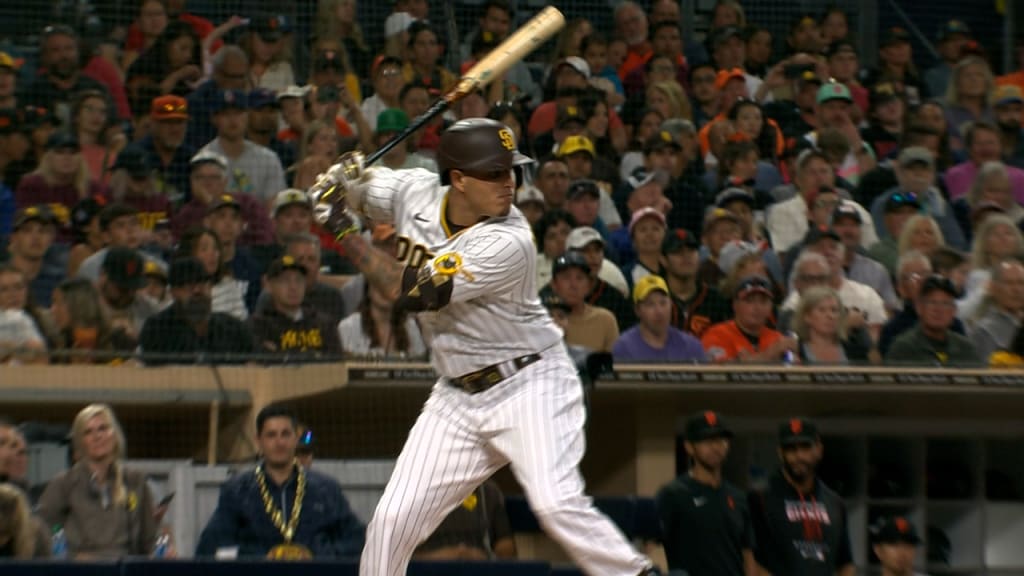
[362,167,563,378]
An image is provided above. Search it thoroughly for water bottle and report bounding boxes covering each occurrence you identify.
[51,526,67,558]
[154,531,171,558]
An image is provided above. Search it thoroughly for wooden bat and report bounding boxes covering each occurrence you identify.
[364,6,566,166]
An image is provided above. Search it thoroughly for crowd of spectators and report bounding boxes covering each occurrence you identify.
[0,0,1022,370]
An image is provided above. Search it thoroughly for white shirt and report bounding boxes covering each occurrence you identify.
[337,312,427,359]
[199,139,287,202]
[0,309,44,348]
[359,167,564,377]
[766,196,878,254]
[782,277,888,326]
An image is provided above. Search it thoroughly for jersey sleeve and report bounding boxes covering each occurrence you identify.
[429,227,533,305]
[358,167,438,224]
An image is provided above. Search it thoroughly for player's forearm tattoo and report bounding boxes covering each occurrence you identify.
[341,232,404,300]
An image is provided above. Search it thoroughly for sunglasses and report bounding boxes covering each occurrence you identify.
[890,192,920,205]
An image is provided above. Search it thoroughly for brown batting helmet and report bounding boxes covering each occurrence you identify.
[437,118,533,185]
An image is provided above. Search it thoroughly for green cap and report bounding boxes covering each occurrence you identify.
[377,108,409,134]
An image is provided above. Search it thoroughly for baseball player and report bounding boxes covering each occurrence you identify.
[310,118,657,576]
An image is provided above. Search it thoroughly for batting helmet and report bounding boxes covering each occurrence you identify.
[437,118,533,185]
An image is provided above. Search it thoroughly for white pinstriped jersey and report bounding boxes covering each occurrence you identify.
[361,167,563,378]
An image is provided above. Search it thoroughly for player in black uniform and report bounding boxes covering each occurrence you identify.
[748,418,855,576]
[655,410,756,575]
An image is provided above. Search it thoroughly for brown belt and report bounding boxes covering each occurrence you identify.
[448,353,542,394]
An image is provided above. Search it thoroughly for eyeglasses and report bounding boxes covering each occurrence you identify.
[379,69,402,78]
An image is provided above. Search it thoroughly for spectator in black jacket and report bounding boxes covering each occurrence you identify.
[138,257,252,365]
[251,255,341,359]
[196,404,365,559]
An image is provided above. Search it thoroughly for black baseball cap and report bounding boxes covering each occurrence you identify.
[168,257,211,287]
[831,203,862,225]
[709,26,742,47]
[266,255,308,278]
[252,13,290,43]
[207,193,241,215]
[98,203,139,231]
[803,225,841,245]
[71,197,105,231]
[552,251,591,277]
[779,417,819,446]
[884,192,922,213]
[870,82,901,108]
[643,130,682,155]
[662,228,699,253]
[881,26,911,47]
[567,179,600,201]
[716,187,755,209]
[13,204,56,230]
[111,144,153,178]
[45,131,79,151]
[556,104,585,129]
[918,274,957,299]
[685,410,734,442]
[542,293,572,313]
[873,516,922,545]
[826,39,857,59]
[102,247,147,290]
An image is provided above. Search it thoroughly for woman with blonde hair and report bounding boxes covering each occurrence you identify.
[646,80,692,121]
[960,213,1024,319]
[944,56,994,147]
[314,0,371,77]
[241,16,295,93]
[897,214,946,257]
[37,404,156,558]
[0,483,50,558]
[14,133,104,241]
[791,285,871,364]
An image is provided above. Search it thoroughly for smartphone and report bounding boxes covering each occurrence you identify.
[784,62,816,80]
[158,492,176,508]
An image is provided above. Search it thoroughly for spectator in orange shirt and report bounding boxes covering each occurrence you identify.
[701,275,797,363]
[614,2,652,80]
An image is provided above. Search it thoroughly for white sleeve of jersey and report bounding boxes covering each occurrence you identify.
[429,226,533,304]
[354,167,439,224]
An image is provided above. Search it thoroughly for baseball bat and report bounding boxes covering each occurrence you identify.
[364,6,566,166]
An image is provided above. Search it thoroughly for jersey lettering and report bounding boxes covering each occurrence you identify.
[279,328,323,351]
[395,236,436,269]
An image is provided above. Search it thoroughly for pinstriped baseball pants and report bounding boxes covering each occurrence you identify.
[359,352,651,576]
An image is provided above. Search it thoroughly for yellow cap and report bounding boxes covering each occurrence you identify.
[633,274,670,304]
[557,135,596,158]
